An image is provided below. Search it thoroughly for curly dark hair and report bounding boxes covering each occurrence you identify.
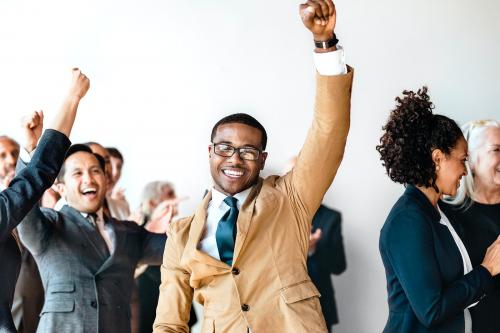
[376,87,464,190]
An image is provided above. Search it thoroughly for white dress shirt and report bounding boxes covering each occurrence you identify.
[438,207,477,333]
[198,187,252,260]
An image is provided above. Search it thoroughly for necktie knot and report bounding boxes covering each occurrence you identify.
[223,196,238,209]
[86,213,98,226]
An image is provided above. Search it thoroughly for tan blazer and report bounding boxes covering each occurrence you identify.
[154,68,354,333]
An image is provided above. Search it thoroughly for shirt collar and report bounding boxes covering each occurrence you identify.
[211,186,253,210]
[80,208,104,223]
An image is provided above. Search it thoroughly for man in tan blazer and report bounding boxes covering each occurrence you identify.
[154,1,353,332]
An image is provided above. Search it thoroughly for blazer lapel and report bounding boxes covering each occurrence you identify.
[232,179,262,263]
[186,191,228,270]
[95,219,124,275]
[61,205,110,263]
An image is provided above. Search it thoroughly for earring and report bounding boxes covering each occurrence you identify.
[436,165,440,171]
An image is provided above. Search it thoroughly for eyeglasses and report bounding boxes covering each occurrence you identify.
[212,143,262,161]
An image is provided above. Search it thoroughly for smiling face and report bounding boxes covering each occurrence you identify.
[0,138,19,180]
[209,123,267,195]
[88,143,113,188]
[435,137,468,197]
[58,151,107,213]
[472,127,500,190]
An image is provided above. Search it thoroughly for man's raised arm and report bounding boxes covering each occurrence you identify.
[284,0,353,218]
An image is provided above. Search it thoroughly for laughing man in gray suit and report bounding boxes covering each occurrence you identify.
[17,144,169,333]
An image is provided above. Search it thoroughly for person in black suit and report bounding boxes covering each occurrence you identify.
[308,204,346,332]
[376,87,500,333]
[0,68,89,332]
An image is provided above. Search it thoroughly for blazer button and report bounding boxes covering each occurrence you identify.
[231,267,240,275]
[90,301,97,308]
[241,304,250,312]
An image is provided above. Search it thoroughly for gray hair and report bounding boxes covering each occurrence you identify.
[444,119,500,206]
[140,181,175,216]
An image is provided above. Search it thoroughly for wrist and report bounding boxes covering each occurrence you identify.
[481,263,494,275]
[313,31,334,42]
[313,32,338,53]
[65,95,82,105]
[24,143,37,154]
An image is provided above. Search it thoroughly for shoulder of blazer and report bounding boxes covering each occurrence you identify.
[39,206,63,224]
[167,215,195,236]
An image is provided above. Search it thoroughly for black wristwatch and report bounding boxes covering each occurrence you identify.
[314,33,338,49]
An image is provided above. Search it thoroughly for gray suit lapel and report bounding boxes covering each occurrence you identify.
[60,205,110,262]
[95,219,125,275]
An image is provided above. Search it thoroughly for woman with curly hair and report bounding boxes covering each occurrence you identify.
[376,87,500,333]
[440,119,500,333]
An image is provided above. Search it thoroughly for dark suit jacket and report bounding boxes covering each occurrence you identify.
[307,204,346,331]
[11,247,44,333]
[0,130,70,332]
[17,203,167,333]
[379,185,493,333]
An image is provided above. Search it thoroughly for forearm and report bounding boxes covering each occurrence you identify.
[291,69,353,215]
[47,95,80,137]
[0,130,69,240]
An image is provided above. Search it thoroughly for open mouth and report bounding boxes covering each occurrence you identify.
[81,187,98,200]
[222,168,245,179]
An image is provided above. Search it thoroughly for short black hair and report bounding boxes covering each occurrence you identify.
[57,144,105,183]
[211,113,268,150]
[106,147,123,162]
[376,87,464,191]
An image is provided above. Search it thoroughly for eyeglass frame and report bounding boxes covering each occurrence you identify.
[211,142,264,161]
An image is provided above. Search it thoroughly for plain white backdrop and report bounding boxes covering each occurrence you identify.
[1,0,499,332]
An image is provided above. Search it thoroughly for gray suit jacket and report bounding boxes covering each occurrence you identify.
[17,203,166,333]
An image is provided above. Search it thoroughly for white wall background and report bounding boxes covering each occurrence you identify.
[1,0,499,332]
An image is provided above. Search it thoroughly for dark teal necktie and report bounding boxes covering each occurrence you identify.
[216,196,239,266]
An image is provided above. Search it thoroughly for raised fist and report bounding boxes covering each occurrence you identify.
[300,0,336,41]
[21,110,44,153]
[68,68,90,100]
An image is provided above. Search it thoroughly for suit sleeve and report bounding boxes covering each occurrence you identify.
[313,211,346,275]
[383,211,493,328]
[0,129,70,242]
[139,230,168,265]
[153,225,193,333]
[281,69,353,225]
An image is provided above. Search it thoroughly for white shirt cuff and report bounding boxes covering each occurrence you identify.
[20,147,34,163]
[313,45,347,76]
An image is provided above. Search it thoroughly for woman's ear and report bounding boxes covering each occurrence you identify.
[431,148,444,171]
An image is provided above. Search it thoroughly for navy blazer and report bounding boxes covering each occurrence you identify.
[0,130,70,332]
[379,185,493,333]
[307,204,346,330]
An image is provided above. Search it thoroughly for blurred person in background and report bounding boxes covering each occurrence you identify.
[0,136,20,191]
[441,119,500,333]
[86,142,130,220]
[133,181,197,333]
[106,147,129,203]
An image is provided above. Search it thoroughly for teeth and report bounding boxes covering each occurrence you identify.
[223,169,243,177]
[82,188,97,194]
